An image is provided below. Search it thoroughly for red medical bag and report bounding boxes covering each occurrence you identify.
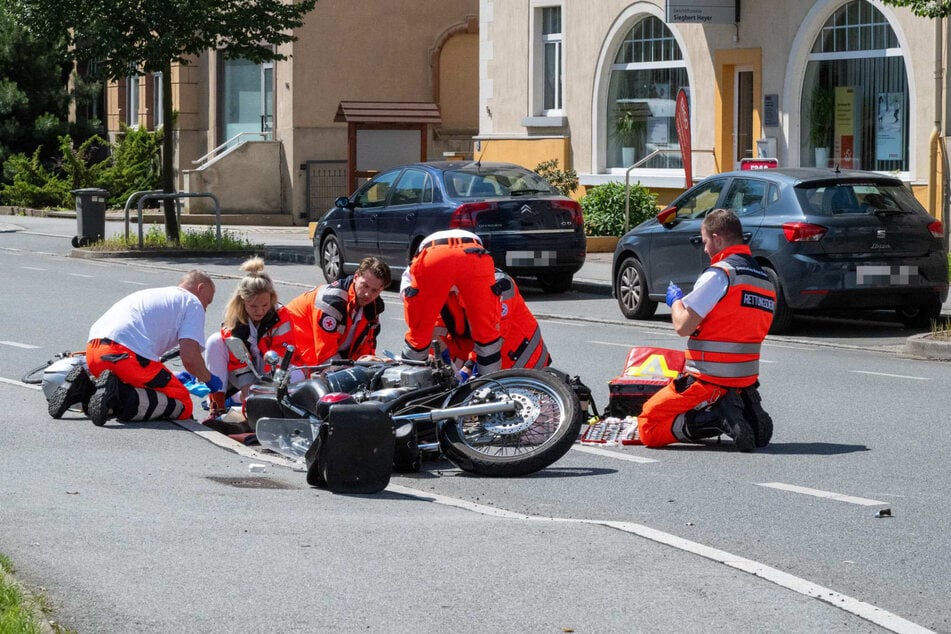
[605,347,684,418]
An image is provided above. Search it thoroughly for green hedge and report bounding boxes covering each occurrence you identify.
[580,181,658,236]
[1,126,161,209]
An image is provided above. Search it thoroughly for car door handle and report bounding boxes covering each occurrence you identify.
[689,235,703,245]
[405,212,416,221]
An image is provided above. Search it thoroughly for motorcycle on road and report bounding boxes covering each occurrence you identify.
[226,339,583,492]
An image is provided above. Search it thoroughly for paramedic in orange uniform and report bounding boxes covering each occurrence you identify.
[285,256,391,367]
[400,229,503,374]
[637,209,775,452]
[432,269,550,371]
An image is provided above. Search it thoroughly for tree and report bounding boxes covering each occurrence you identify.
[11,0,317,243]
[880,1,951,17]
[0,2,72,168]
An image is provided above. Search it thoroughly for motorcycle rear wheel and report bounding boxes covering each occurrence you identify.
[439,369,581,477]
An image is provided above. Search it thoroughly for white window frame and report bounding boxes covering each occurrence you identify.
[125,75,140,128]
[799,0,908,173]
[530,2,564,118]
[152,72,163,129]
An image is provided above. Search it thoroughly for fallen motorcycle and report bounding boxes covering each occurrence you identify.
[225,339,583,492]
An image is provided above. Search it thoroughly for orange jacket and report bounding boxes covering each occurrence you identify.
[221,304,296,376]
[436,271,550,370]
[285,276,384,366]
[684,245,775,387]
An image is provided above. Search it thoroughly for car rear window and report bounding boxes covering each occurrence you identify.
[444,168,558,198]
[796,182,923,217]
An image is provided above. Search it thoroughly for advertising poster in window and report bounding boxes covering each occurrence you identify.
[834,87,856,169]
[875,92,903,161]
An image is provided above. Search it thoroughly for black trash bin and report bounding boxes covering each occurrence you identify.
[70,187,108,247]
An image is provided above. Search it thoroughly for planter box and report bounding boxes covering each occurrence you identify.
[586,236,620,253]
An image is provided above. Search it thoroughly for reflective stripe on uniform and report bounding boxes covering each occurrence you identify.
[686,340,762,355]
[684,358,760,379]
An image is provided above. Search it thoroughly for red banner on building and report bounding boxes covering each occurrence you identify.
[675,88,692,188]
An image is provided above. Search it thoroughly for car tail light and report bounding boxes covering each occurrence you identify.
[552,199,584,227]
[928,220,944,239]
[782,222,827,242]
[450,202,495,228]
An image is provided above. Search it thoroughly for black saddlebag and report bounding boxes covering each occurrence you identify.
[305,402,395,494]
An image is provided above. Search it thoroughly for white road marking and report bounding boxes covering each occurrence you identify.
[757,482,888,506]
[69,273,95,278]
[572,444,658,463]
[386,483,931,634]
[590,340,638,348]
[0,340,40,349]
[21,266,46,271]
[0,377,42,390]
[850,370,930,381]
[122,280,149,286]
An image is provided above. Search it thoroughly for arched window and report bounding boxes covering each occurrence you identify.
[607,16,687,169]
[801,1,907,171]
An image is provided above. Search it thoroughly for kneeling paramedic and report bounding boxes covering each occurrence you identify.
[84,270,222,426]
[637,209,775,452]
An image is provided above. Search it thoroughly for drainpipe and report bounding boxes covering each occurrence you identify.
[943,17,951,242]
[930,18,943,222]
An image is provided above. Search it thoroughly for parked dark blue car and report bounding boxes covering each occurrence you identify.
[312,161,586,293]
[612,167,948,333]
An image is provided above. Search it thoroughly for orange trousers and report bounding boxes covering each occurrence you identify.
[85,339,193,419]
[404,242,501,372]
[637,376,726,447]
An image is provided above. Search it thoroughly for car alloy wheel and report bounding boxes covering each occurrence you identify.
[615,256,657,319]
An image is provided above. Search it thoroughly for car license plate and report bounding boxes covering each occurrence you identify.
[854,264,918,286]
[505,251,556,267]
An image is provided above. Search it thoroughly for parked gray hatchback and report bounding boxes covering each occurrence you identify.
[612,167,948,333]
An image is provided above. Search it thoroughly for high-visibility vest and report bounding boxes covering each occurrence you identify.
[685,246,775,387]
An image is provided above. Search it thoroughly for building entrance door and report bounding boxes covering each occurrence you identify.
[734,68,754,169]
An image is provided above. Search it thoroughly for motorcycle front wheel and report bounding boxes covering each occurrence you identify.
[439,369,581,477]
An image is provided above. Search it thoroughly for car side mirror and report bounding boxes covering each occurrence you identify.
[656,207,678,226]
[335,196,352,209]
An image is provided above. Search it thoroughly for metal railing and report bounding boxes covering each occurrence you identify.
[192,131,272,167]
[123,191,222,248]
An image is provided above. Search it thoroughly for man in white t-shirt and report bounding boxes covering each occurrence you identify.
[83,270,222,426]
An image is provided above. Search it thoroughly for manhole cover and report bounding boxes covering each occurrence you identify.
[207,476,296,490]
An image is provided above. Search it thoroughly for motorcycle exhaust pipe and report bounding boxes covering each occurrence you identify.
[393,400,517,424]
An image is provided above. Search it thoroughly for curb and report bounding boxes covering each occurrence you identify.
[904,332,951,360]
[68,248,266,260]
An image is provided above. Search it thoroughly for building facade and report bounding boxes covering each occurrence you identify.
[476,0,949,221]
[104,0,480,224]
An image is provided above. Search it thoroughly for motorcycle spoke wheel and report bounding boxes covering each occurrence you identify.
[439,369,581,477]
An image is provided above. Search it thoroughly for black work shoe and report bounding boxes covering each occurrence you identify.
[714,389,755,452]
[88,370,120,427]
[741,383,773,448]
[48,364,96,419]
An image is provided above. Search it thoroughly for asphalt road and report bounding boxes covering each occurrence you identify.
[1,216,949,633]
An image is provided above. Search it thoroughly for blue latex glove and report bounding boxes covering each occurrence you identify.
[206,374,224,393]
[179,374,210,397]
[665,282,684,307]
[458,360,476,384]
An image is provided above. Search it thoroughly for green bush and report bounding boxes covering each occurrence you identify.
[0,127,161,209]
[533,159,578,197]
[0,147,71,208]
[99,126,162,208]
[580,180,658,236]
